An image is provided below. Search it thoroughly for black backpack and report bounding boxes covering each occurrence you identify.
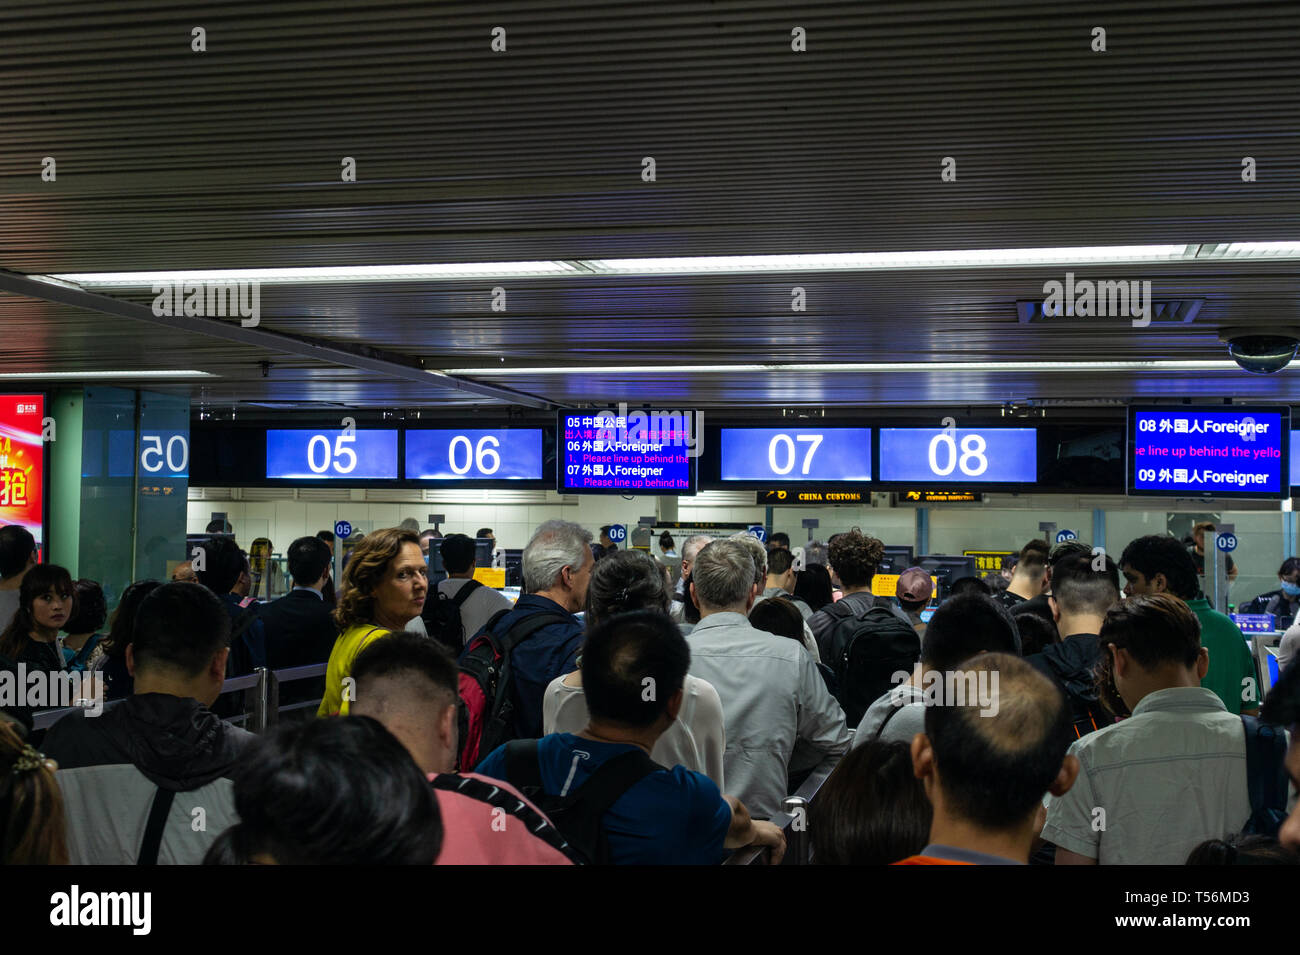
[457,608,575,771]
[818,599,921,727]
[501,738,663,865]
[1241,715,1290,838]
[423,580,483,654]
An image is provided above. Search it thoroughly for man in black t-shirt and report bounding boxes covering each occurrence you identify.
[1190,522,1237,582]
[1024,553,1120,739]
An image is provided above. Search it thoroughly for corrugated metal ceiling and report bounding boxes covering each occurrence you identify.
[2,0,1299,411]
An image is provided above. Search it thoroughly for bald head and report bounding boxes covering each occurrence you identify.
[921,653,1074,831]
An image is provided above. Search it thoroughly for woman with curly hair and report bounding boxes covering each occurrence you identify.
[317,527,427,716]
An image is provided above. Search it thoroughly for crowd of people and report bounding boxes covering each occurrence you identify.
[1,517,1298,866]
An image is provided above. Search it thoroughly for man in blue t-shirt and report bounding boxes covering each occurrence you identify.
[476,610,786,865]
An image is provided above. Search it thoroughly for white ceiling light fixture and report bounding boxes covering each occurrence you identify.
[441,359,1251,376]
[0,370,215,380]
[41,242,1300,287]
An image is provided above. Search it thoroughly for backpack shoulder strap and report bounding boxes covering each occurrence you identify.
[499,611,575,653]
[1241,715,1290,816]
[571,748,664,817]
[503,738,544,791]
[430,771,581,863]
[452,579,484,607]
[138,787,176,866]
[872,698,907,742]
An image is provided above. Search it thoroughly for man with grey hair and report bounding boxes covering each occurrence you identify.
[463,519,592,739]
[685,539,851,817]
[671,534,714,622]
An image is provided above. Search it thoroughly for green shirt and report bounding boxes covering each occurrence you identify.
[1185,597,1256,714]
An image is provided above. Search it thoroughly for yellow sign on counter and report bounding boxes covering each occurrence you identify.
[871,573,939,597]
[473,567,506,589]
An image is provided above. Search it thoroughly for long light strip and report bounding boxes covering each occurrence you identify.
[45,242,1300,287]
[440,360,1253,375]
[0,370,215,380]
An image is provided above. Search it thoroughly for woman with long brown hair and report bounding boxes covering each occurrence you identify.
[0,564,76,673]
[0,720,68,864]
[317,528,427,716]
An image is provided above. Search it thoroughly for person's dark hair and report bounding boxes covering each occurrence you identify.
[828,531,885,588]
[196,535,245,596]
[439,534,476,575]
[62,579,107,635]
[100,579,163,659]
[921,594,1019,670]
[287,536,332,588]
[1000,554,1019,573]
[351,630,458,706]
[793,563,834,612]
[1011,598,1056,640]
[811,741,931,865]
[1050,553,1120,619]
[1186,834,1300,865]
[925,653,1073,830]
[0,525,36,579]
[0,565,76,661]
[132,583,232,678]
[205,519,234,535]
[767,548,795,577]
[948,576,991,598]
[1020,539,1050,561]
[749,596,805,644]
[988,574,1010,593]
[475,528,493,539]
[1278,557,1300,579]
[582,610,689,729]
[317,530,336,545]
[1119,535,1199,600]
[1100,592,1201,671]
[585,549,670,629]
[1261,657,1300,728]
[659,531,675,551]
[1015,611,1060,656]
[1048,540,1091,567]
[769,532,790,549]
[214,716,442,865]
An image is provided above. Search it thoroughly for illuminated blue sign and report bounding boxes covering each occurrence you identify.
[1129,408,1287,497]
[879,428,1037,484]
[265,429,398,480]
[720,428,873,481]
[406,429,544,480]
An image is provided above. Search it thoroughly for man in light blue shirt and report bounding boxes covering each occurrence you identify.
[685,539,850,818]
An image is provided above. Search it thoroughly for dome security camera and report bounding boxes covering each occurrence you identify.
[1218,328,1300,374]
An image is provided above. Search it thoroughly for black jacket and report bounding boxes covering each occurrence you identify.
[257,589,338,704]
[1025,634,1110,738]
[44,692,253,790]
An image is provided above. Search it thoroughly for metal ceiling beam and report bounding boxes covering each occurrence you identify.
[0,270,555,410]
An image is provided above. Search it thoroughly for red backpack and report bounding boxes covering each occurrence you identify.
[457,608,573,770]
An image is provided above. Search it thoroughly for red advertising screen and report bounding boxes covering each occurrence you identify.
[0,394,45,553]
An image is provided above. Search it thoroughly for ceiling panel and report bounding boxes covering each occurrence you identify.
[1,1,1299,411]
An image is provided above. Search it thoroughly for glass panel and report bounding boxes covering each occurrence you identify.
[78,388,137,611]
[134,392,190,586]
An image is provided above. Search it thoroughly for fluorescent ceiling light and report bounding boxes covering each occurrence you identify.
[442,360,1251,375]
[42,243,1300,286]
[0,370,215,380]
[48,262,582,287]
